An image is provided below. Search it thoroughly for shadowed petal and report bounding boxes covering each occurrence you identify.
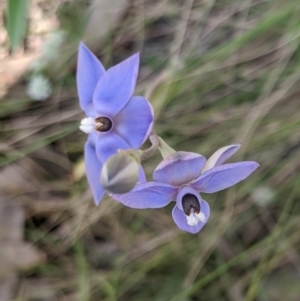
[172,200,210,234]
[85,141,105,205]
[77,42,106,116]
[202,144,241,173]
[114,96,154,148]
[93,53,140,116]
[191,161,259,193]
[96,132,130,163]
[112,182,178,209]
[153,152,206,186]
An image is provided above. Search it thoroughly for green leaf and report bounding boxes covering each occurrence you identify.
[6,0,29,52]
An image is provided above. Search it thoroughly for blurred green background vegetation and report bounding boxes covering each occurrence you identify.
[1,0,300,300]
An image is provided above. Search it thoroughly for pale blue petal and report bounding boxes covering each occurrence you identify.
[153,152,206,186]
[93,53,140,116]
[172,200,210,234]
[112,182,178,209]
[87,131,97,147]
[191,161,259,193]
[84,141,105,205]
[96,132,130,163]
[202,144,241,173]
[114,96,154,148]
[77,42,106,116]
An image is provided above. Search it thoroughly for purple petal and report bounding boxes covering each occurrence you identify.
[87,131,98,147]
[84,141,105,205]
[202,144,241,173]
[93,53,140,116]
[172,200,210,234]
[112,182,178,209]
[153,152,206,186]
[96,132,130,163]
[114,96,154,148]
[77,42,106,116]
[138,166,147,183]
[191,161,259,193]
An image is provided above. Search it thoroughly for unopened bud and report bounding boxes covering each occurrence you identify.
[100,153,139,194]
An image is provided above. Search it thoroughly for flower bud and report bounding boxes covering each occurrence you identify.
[100,153,139,194]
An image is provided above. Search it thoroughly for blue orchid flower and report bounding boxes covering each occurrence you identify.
[112,145,259,234]
[77,43,154,205]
